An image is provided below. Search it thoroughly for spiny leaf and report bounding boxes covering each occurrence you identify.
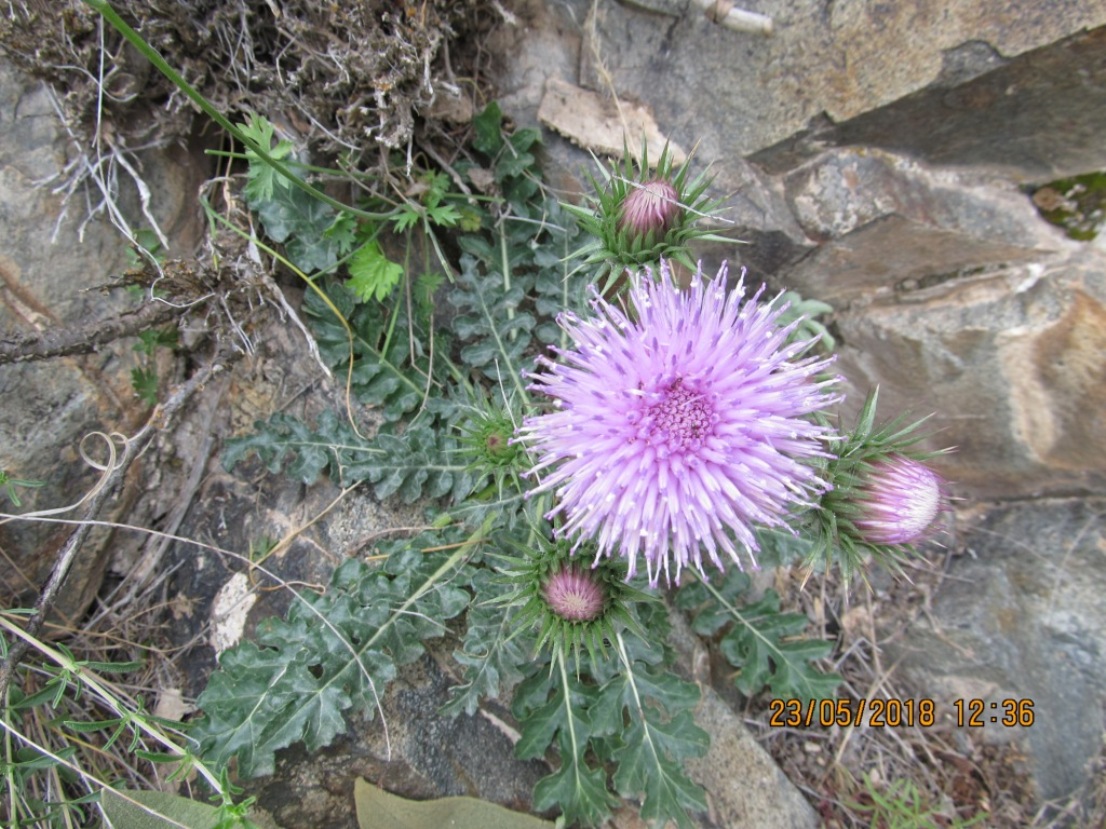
[447,256,537,388]
[222,412,335,484]
[222,411,475,505]
[532,730,620,827]
[717,590,841,700]
[600,658,708,829]
[192,537,473,778]
[442,569,534,718]
[677,573,841,701]
[610,710,707,829]
[514,671,619,826]
[256,183,344,273]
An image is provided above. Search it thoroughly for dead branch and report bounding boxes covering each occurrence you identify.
[0,300,186,365]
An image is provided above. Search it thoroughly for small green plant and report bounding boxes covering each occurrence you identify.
[123,228,167,269]
[0,471,45,508]
[775,289,836,352]
[1030,171,1106,241]
[0,612,257,828]
[130,326,178,406]
[846,772,989,829]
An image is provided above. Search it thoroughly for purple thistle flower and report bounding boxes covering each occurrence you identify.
[543,565,607,622]
[518,261,840,586]
[853,455,947,546]
[618,179,681,239]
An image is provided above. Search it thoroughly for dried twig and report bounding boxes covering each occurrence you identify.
[0,301,186,365]
[689,0,773,34]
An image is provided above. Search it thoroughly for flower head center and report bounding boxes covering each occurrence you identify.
[641,378,715,454]
[543,566,606,622]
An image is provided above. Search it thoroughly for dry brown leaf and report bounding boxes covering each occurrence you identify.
[537,78,687,165]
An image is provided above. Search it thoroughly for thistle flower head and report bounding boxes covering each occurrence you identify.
[854,454,946,545]
[809,388,952,580]
[495,539,651,664]
[458,394,528,500]
[543,565,607,622]
[460,405,523,469]
[517,260,840,586]
[618,178,681,239]
[563,143,725,296]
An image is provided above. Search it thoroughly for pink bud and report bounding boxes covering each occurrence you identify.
[854,455,947,546]
[617,179,680,238]
[542,565,606,622]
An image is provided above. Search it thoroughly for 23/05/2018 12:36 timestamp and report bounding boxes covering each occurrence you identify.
[768,697,1035,729]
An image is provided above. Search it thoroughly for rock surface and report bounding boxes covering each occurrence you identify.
[0,56,208,621]
[888,498,1106,802]
[833,248,1106,501]
[756,26,1106,182]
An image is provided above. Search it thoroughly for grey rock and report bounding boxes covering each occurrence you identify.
[756,26,1106,182]
[832,248,1106,501]
[493,0,1106,178]
[888,498,1106,801]
[0,56,207,620]
[0,58,136,618]
[781,147,1076,301]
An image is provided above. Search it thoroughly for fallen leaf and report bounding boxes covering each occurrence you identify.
[537,78,686,165]
[101,789,279,829]
[353,778,555,829]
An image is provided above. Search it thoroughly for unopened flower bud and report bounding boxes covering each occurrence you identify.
[617,179,680,239]
[542,565,606,622]
[853,455,947,546]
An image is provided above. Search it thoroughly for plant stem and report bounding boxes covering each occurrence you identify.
[84,0,394,223]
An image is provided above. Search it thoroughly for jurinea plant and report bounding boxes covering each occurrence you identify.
[39,7,968,829]
[618,178,681,239]
[853,454,947,546]
[493,539,650,666]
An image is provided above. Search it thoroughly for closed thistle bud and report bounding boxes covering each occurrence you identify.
[853,454,947,546]
[494,541,652,664]
[807,388,953,581]
[617,179,681,240]
[542,565,607,622]
[561,142,723,297]
[459,398,526,484]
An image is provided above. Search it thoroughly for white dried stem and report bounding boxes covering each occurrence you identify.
[690,0,774,34]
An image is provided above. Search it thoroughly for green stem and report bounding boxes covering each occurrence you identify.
[84,0,394,223]
[557,651,587,798]
[497,217,517,337]
[614,630,663,768]
[0,614,224,794]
